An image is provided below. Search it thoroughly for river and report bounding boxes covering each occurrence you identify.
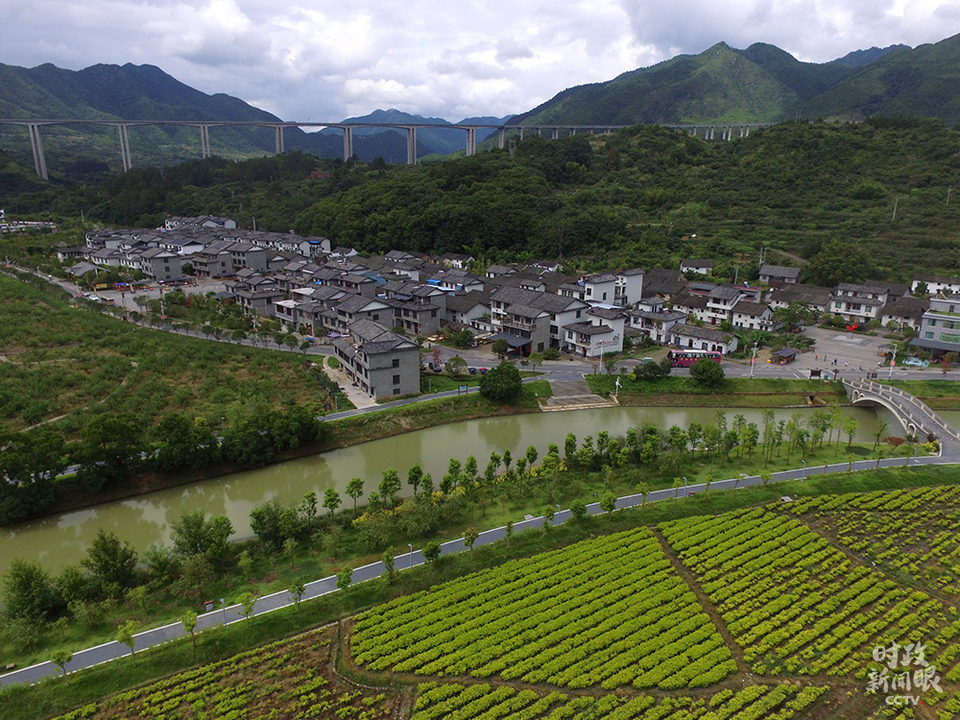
[0,405,917,576]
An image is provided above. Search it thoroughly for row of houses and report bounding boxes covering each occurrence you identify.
[59,217,960,397]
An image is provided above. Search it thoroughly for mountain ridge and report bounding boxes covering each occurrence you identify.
[3,34,960,177]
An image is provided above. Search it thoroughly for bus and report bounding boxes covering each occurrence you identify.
[668,350,722,368]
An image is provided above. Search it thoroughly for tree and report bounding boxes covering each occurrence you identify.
[126,585,148,616]
[237,591,258,621]
[83,529,138,589]
[525,445,538,468]
[289,578,307,607]
[284,537,299,569]
[874,418,889,452]
[463,526,479,551]
[74,413,145,493]
[379,468,402,507]
[602,352,619,375]
[381,551,396,583]
[422,540,442,564]
[636,482,650,505]
[491,338,510,359]
[445,355,468,377]
[3,558,56,620]
[346,477,364,515]
[570,499,588,523]
[51,648,73,682]
[599,491,617,514]
[478,361,523,404]
[504,520,513,545]
[528,351,544,370]
[181,610,198,649]
[542,505,555,532]
[117,620,139,665]
[322,488,342,517]
[672,477,683,504]
[336,566,353,592]
[407,464,424,496]
[844,417,859,451]
[171,511,234,566]
[690,358,725,389]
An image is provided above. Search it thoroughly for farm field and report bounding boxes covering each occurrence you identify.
[46,626,399,720]
[31,481,960,720]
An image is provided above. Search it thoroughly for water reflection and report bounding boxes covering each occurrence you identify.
[0,405,905,575]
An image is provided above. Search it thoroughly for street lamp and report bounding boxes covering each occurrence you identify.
[801,460,806,479]
[888,347,897,381]
[408,543,413,570]
[749,342,758,379]
[221,598,227,626]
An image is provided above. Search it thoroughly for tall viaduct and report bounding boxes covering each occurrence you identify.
[0,119,772,179]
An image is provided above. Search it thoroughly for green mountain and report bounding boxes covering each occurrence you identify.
[319,109,510,159]
[802,35,960,123]
[0,63,450,175]
[512,40,916,127]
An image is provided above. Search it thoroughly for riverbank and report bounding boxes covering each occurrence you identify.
[42,380,552,518]
[5,464,960,720]
[40,376,841,521]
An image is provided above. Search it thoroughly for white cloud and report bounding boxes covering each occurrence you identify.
[0,0,957,123]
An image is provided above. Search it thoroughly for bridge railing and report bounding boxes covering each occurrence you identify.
[844,378,960,444]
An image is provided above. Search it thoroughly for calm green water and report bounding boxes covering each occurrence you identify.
[0,406,904,576]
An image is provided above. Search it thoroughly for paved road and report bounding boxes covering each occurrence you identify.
[3,443,957,688]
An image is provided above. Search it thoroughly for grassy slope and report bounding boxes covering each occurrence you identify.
[0,273,331,438]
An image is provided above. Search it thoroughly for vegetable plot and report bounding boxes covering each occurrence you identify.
[352,528,734,690]
[410,682,827,720]
[659,507,960,682]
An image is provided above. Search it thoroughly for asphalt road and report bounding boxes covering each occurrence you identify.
[2,443,955,688]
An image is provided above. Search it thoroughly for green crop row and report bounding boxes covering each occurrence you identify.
[352,528,733,690]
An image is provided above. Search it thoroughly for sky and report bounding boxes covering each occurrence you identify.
[1,0,959,122]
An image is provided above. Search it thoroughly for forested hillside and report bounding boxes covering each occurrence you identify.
[7,119,960,281]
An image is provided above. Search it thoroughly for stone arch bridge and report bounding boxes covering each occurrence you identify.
[843,378,960,446]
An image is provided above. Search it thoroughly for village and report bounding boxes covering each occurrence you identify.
[55,215,958,400]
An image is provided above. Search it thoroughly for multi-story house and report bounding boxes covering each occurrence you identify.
[628,309,687,345]
[912,296,960,356]
[704,285,746,325]
[730,300,775,332]
[331,319,420,399]
[563,307,626,357]
[912,274,960,297]
[830,282,909,324]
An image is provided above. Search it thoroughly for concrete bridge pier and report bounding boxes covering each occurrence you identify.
[498,128,506,149]
[199,125,211,159]
[342,127,353,161]
[28,123,48,180]
[406,127,417,164]
[519,127,524,140]
[551,127,560,140]
[465,128,476,156]
[118,124,132,172]
[274,126,284,154]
